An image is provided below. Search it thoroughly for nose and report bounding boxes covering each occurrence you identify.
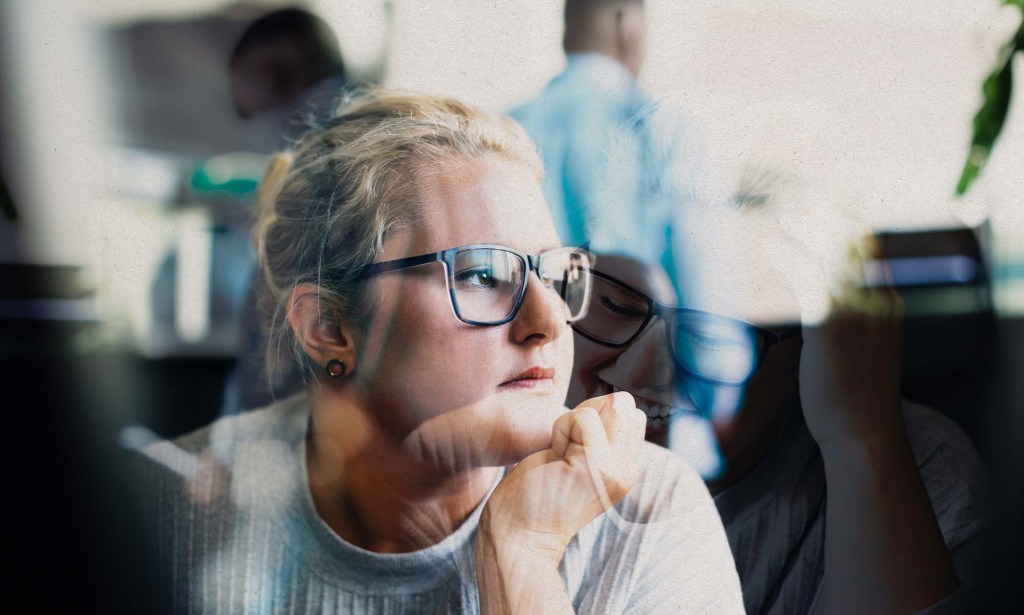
[509,271,566,345]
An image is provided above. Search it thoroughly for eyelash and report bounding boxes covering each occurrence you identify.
[455,267,495,287]
[688,333,729,350]
[599,296,647,318]
[682,331,748,351]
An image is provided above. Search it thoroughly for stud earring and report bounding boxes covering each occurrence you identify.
[325,358,346,378]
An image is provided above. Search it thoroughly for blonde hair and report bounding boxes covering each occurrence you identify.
[253,89,543,387]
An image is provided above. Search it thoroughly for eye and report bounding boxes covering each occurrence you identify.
[455,266,498,289]
[682,329,743,351]
[598,295,647,319]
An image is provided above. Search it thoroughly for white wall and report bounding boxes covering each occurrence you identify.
[82,0,1022,233]
[378,0,1022,230]
[9,0,1022,297]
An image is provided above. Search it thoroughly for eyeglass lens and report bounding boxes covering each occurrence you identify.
[543,248,591,323]
[450,247,590,324]
[575,274,762,383]
[452,248,526,323]
[671,313,760,384]
[575,274,650,344]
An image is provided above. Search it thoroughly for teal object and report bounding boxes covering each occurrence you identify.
[188,154,270,197]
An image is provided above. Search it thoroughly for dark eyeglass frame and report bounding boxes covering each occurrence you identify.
[358,243,593,327]
[572,269,801,385]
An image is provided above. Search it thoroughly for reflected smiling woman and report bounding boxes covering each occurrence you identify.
[140,90,742,613]
[567,229,989,612]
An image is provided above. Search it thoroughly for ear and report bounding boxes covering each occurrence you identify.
[287,283,359,377]
[613,5,645,76]
[613,10,630,69]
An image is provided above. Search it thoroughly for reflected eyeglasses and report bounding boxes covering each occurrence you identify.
[357,244,594,326]
[571,270,800,385]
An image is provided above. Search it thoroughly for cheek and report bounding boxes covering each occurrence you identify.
[364,321,516,435]
[355,275,577,467]
[571,335,619,372]
[357,280,503,429]
[395,325,571,471]
[554,324,575,386]
[568,335,620,403]
[373,325,505,428]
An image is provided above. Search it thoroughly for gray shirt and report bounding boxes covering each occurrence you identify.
[714,400,991,614]
[143,394,744,613]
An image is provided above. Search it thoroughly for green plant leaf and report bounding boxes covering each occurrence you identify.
[957,9,1023,195]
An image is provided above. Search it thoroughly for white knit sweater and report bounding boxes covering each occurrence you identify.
[142,394,744,614]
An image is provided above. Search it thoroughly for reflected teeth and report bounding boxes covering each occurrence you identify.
[602,383,685,429]
[636,399,677,419]
[637,400,688,431]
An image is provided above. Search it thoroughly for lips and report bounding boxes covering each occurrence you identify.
[500,366,556,389]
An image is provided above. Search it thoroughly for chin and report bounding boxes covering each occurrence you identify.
[399,395,566,474]
[482,396,568,464]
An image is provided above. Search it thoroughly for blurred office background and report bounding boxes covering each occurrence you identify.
[1,0,1021,610]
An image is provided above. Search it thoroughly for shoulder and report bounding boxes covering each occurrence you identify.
[630,440,713,515]
[172,394,308,457]
[899,400,991,541]
[509,76,634,127]
[901,401,978,462]
[580,440,728,536]
[138,395,308,506]
[572,442,744,612]
[900,400,988,493]
[614,442,735,559]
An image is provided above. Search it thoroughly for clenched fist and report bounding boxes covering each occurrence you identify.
[481,391,646,562]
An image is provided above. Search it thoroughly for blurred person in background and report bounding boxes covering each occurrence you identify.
[565,154,992,612]
[148,7,352,386]
[229,6,350,152]
[509,0,702,289]
[220,6,356,414]
[138,90,744,613]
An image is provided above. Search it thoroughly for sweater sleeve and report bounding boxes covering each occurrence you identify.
[570,443,745,614]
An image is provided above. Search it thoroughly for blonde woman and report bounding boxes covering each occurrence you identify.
[141,90,742,613]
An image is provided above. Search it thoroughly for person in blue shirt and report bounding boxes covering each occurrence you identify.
[509,0,700,294]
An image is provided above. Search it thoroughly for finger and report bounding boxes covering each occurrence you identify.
[551,410,575,459]
[585,391,631,445]
[605,392,645,453]
[570,406,611,460]
[574,403,639,503]
[552,405,612,459]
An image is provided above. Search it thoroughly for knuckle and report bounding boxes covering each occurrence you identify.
[610,390,635,411]
[628,410,643,430]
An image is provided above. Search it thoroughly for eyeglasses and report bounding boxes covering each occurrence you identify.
[357,244,594,326]
[571,270,801,385]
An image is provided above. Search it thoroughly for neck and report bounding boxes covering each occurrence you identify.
[706,400,792,496]
[567,46,622,66]
[305,385,500,553]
